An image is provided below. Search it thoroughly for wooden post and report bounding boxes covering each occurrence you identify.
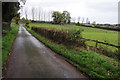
[95,41,98,48]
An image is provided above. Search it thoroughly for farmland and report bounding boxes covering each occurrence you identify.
[30,23,118,45]
[29,23,119,52]
[3,0,119,79]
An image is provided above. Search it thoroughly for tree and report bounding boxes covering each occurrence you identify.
[31,7,35,21]
[48,11,52,22]
[25,19,31,27]
[2,0,26,30]
[78,17,80,23]
[35,8,37,21]
[52,11,71,24]
[43,10,46,22]
[52,11,63,24]
[13,13,20,24]
[76,17,80,25]
[62,11,71,24]
[86,18,89,24]
[2,2,20,30]
[20,0,26,5]
[88,21,90,24]
[39,9,41,21]
[24,7,28,19]
[92,21,96,25]
[82,17,84,24]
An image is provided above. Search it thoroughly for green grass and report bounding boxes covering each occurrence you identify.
[2,23,19,65]
[25,26,120,78]
[29,23,118,52]
[30,23,118,45]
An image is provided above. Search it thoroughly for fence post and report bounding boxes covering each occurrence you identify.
[95,41,98,48]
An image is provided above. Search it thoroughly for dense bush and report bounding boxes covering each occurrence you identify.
[67,29,86,47]
[25,19,31,27]
[76,22,80,26]
[31,27,86,47]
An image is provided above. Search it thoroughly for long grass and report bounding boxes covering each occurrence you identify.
[2,23,19,65]
[25,26,120,78]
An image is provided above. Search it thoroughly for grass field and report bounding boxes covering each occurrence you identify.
[29,23,119,52]
[25,26,120,78]
[2,23,19,65]
[30,23,118,45]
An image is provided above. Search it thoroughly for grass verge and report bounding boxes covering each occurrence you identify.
[25,26,120,78]
[2,23,19,66]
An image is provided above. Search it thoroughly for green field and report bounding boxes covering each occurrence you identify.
[30,23,118,45]
[29,23,118,52]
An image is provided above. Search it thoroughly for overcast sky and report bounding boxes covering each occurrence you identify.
[21,0,119,24]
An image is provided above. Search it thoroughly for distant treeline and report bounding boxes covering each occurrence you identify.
[21,18,120,31]
[76,24,120,31]
[31,21,120,31]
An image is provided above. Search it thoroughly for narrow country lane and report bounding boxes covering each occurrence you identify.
[4,24,88,78]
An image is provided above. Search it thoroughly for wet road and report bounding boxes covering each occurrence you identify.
[4,24,87,78]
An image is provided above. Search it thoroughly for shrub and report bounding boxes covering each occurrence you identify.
[67,29,86,47]
[76,22,80,26]
[25,19,31,27]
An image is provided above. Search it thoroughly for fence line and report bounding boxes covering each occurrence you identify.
[81,38,120,48]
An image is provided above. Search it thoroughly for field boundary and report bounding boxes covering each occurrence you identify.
[77,24,120,31]
[81,38,120,48]
[31,26,120,48]
[30,26,119,59]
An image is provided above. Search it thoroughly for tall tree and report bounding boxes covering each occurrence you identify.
[43,10,46,22]
[78,17,80,23]
[2,0,26,30]
[86,18,89,24]
[2,2,19,22]
[92,21,96,25]
[13,13,20,24]
[52,11,63,24]
[62,11,71,24]
[82,17,84,24]
[52,11,71,24]
[31,7,35,21]
[35,8,37,21]
[24,7,28,19]
[39,9,41,21]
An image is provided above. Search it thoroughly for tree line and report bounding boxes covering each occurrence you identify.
[23,7,53,22]
[22,7,97,25]
[22,7,71,24]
